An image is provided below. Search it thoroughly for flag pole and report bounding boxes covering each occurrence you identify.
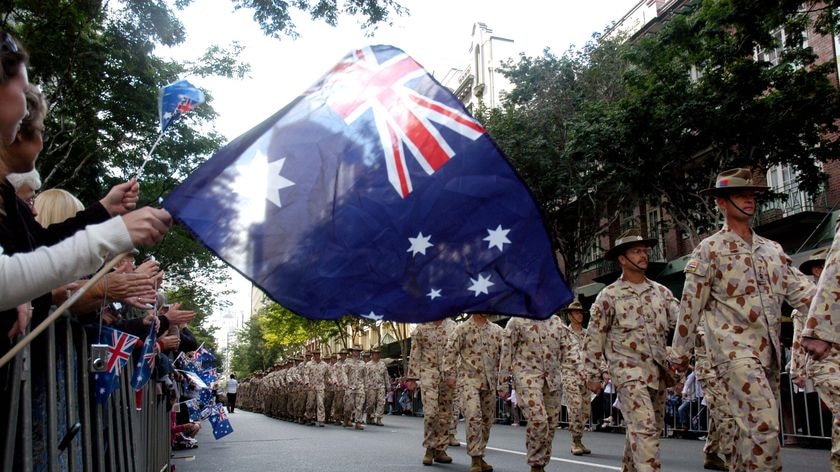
[0,252,129,369]
[134,98,186,179]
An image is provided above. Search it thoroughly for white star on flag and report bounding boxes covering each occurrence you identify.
[361,311,383,321]
[427,288,442,300]
[484,225,511,251]
[231,145,295,210]
[407,232,434,257]
[468,274,494,296]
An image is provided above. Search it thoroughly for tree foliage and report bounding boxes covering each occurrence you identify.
[0,0,404,332]
[484,1,840,281]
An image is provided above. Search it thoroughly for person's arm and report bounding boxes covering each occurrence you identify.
[498,320,516,392]
[0,217,133,310]
[406,327,422,380]
[583,291,612,389]
[671,245,712,368]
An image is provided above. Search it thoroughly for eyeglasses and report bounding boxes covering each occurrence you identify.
[1,31,19,54]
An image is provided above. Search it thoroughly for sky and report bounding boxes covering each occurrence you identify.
[162,0,638,348]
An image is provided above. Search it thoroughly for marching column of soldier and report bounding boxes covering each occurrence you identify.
[236,345,391,429]
[236,168,840,472]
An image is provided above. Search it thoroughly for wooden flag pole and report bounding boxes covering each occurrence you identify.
[0,252,129,369]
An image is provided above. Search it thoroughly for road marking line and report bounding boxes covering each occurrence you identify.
[481,445,622,471]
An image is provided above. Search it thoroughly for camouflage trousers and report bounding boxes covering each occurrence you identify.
[305,389,325,423]
[421,380,454,450]
[695,348,735,457]
[324,389,334,422]
[332,388,345,423]
[365,387,386,423]
[616,379,666,472]
[462,383,495,457]
[561,373,589,438]
[806,346,840,465]
[345,388,365,423]
[451,383,463,436]
[719,357,781,472]
[518,381,561,467]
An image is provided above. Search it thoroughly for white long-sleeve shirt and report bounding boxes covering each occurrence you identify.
[0,216,133,310]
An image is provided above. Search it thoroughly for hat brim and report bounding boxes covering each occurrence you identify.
[604,238,658,261]
[799,259,825,274]
[699,185,769,197]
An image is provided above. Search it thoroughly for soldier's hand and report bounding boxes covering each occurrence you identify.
[669,358,689,374]
[792,376,806,389]
[587,380,602,394]
[802,337,832,360]
[497,389,509,401]
[445,377,456,389]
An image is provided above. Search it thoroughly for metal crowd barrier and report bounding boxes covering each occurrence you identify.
[2,315,171,472]
[484,373,834,447]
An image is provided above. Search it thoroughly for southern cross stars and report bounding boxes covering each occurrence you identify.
[484,225,511,251]
[468,274,494,296]
[427,288,442,300]
[407,232,434,257]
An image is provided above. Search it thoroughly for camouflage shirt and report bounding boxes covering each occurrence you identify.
[500,315,571,393]
[583,276,678,387]
[803,224,840,344]
[672,226,813,368]
[365,359,390,389]
[445,316,503,390]
[407,319,455,387]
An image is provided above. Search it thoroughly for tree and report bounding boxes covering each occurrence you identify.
[479,36,633,281]
[1,0,405,320]
[566,0,840,238]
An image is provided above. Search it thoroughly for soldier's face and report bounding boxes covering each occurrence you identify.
[619,244,649,271]
[718,190,757,220]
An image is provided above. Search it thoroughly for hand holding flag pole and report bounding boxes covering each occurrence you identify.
[135,79,205,179]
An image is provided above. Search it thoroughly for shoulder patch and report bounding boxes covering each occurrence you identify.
[684,258,708,276]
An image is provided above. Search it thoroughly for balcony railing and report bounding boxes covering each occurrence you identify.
[758,182,829,224]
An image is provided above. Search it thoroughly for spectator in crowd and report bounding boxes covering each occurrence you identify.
[679,362,703,430]
[227,373,239,413]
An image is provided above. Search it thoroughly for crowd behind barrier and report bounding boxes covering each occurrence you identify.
[375,368,833,445]
[2,316,171,472]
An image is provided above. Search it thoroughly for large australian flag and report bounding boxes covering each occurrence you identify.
[164,45,573,322]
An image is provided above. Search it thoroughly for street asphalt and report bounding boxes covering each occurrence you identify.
[173,410,830,472]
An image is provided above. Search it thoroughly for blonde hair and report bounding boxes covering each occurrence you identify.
[34,188,83,226]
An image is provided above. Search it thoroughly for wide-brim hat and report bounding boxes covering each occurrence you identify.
[604,228,657,261]
[562,299,585,313]
[799,247,829,274]
[699,168,769,197]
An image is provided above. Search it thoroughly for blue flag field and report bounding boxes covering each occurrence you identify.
[164,45,573,322]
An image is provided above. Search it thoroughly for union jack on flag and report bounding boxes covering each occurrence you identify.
[163,45,573,323]
[91,326,139,404]
[323,47,486,198]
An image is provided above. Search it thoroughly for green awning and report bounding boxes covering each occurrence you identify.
[575,282,605,298]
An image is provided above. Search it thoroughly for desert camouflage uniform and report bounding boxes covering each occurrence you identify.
[408,320,456,452]
[500,315,571,468]
[558,321,589,440]
[365,358,389,425]
[583,276,678,472]
[693,326,735,459]
[802,227,840,471]
[671,226,813,471]
[445,316,503,458]
[345,355,367,425]
[332,357,348,424]
[306,359,329,424]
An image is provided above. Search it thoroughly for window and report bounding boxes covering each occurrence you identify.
[756,27,809,67]
[764,164,812,217]
[646,205,666,262]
